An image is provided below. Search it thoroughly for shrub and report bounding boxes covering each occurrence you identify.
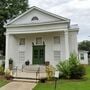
[46,65,55,80]
[57,60,70,79]
[0,65,4,75]
[70,65,86,79]
[69,53,79,68]
[5,69,13,80]
[2,61,5,69]
[57,53,86,79]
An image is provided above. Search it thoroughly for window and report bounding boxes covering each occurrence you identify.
[54,36,60,44]
[19,51,25,62]
[19,38,25,45]
[54,51,60,61]
[80,53,84,60]
[31,16,39,21]
[36,37,42,45]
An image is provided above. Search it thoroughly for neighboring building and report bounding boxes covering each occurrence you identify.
[79,50,88,64]
[4,6,79,69]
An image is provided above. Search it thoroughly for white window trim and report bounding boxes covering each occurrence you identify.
[19,51,25,62]
[54,51,61,61]
[54,36,60,44]
[19,38,25,46]
[36,37,43,45]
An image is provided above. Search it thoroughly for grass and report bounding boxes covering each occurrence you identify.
[33,66,90,90]
[0,75,10,88]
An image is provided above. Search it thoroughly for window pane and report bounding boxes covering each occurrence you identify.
[54,36,60,44]
[31,16,39,21]
[19,51,25,62]
[36,37,42,45]
[19,38,25,45]
[54,51,60,61]
[80,53,84,60]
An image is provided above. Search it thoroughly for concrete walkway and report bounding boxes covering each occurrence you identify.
[0,82,37,90]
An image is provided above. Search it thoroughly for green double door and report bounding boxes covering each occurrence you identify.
[33,45,45,65]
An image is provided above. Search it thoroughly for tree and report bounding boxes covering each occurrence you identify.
[0,0,29,55]
[78,40,90,58]
[78,40,90,51]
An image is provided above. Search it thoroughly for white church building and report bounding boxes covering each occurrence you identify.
[5,6,79,69]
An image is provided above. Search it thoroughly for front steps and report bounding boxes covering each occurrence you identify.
[22,65,46,73]
[12,65,47,83]
[13,77,39,83]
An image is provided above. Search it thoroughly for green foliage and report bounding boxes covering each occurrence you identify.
[1,60,5,69]
[69,53,80,68]
[78,40,90,58]
[78,40,90,51]
[5,69,11,77]
[57,60,70,79]
[70,65,86,79]
[57,53,86,79]
[5,69,13,80]
[0,65,4,75]
[46,65,55,80]
[0,0,29,55]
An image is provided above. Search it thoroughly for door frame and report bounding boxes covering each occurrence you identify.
[32,43,45,65]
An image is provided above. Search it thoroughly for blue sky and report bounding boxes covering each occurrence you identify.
[29,0,90,42]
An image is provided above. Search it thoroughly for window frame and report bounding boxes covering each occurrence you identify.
[19,38,25,45]
[80,53,84,60]
[36,37,42,45]
[31,16,39,21]
[19,51,25,62]
[54,36,60,44]
[54,50,61,61]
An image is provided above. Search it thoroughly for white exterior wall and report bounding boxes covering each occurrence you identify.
[5,7,79,69]
[79,51,88,64]
[7,23,68,34]
[5,34,18,69]
[11,9,60,25]
[7,32,66,68]
[5,31,78,69]
[68,31,78,55]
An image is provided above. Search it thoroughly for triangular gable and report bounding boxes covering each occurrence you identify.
[6,6,70,26]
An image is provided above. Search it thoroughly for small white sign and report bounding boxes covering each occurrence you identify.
[55,71,59,78]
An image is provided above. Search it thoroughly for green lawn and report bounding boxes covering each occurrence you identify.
[0,76,9,88]
[33,66,90,90]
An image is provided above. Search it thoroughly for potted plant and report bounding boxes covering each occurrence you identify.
[25,60,30,66]
[45,61,50,66]
[9,58,13,70]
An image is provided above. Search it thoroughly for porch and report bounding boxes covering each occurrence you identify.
[12,65,47,82]
[5,31,70,70]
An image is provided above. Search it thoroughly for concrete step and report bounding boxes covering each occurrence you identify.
[22,65,46,73]
[13,78,39,83]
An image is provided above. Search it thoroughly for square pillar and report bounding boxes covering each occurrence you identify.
[64,31,69,59]
[5,33,9,70]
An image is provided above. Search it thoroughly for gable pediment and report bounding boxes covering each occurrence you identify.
[6,6,70,26]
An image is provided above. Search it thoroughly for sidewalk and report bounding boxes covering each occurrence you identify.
[0,82,36,90]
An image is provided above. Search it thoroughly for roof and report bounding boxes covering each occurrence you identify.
[5,6,70,26]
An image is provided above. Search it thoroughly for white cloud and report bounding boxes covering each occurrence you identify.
[29,0,90,42]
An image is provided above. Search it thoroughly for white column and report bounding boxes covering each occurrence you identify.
[5,33,9,70]
[64,31,69,59]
